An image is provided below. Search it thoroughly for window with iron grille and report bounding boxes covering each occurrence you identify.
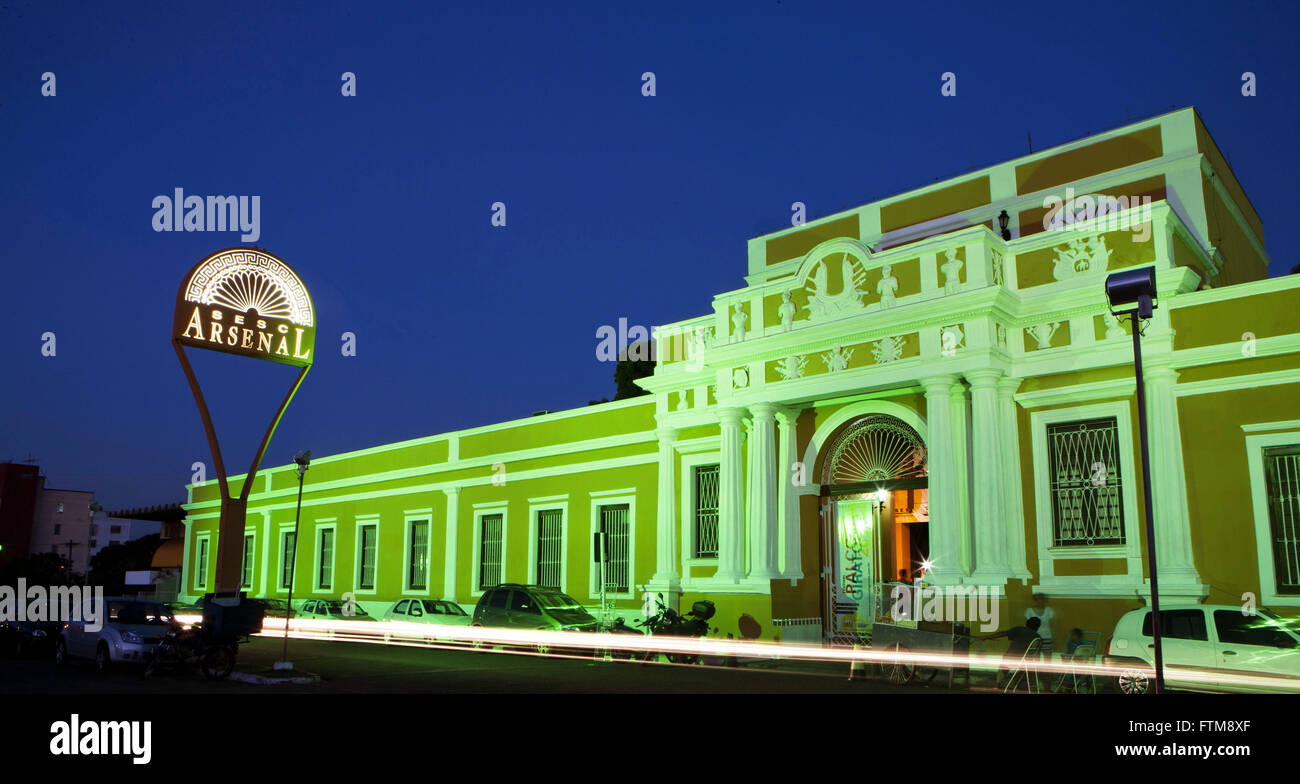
[536,509,563,589]
[694,464,719,558]
[1046,417,1125,546]
[478,514,503,590]
[241,534,254,589]
[358,524,377,591]
[599,504,630,594]
[408,520,429,590]
[196,538,209,589]
[318,528,335,590]
[280,532,296,589]
[1264,444,1300,595]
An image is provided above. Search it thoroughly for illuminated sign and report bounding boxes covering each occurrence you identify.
[172,248,315,367]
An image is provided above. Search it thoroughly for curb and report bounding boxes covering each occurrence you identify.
[228,670,322,686]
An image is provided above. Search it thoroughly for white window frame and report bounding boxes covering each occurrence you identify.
[277,524,298,594]
[313,519,337,594]
[402,509,434,597]
[193,533,211,592]
[1030,400,1143,595]
[1246,428,1300,607]
[678,448,722,584]
[471,502,509,598]
[527,496,569,592]
[589,489,637,601]
[353,515,381,597]
[240,531,257,593]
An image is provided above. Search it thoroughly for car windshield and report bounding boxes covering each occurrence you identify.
[532,590,583,610]
[423,601,465,616]
[110,603,174,625]
[324,602,368,617]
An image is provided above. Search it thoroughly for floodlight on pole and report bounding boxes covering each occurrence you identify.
[1105,265,1164,694]
[276,450,310,671]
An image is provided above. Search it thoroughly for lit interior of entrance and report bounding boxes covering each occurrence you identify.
[820,414,929,640]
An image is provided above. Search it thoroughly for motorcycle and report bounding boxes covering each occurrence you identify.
[599,594,716,664]
[143,623,240,680]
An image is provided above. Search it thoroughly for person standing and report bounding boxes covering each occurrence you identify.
[1025,594,1055,652]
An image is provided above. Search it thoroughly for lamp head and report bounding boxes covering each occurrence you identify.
[997,209,1011,241]
[293,450,311,474]
[1105,266,1157,319]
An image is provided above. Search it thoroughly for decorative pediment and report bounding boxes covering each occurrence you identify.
[794,238,874,320]
[1051,235,1112,281]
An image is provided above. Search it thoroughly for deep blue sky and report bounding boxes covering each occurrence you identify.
[2,1,1297,510]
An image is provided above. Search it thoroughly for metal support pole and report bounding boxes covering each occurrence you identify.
[1129,310,1165,694]
[279,466,306,665]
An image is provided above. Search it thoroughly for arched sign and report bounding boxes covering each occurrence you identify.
[173,249,316,366]
[172,248,315,593]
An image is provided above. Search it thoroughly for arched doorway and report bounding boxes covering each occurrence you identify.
[819,414,929,643]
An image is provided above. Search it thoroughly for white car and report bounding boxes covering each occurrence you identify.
[55,598,177,674]
[383,599,472,641]
[1105,604,1300,693]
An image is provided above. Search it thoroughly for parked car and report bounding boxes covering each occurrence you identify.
[1105,604,1300,694]
[253,598,297,619]
[55,598,178,674]
[472,584,599,633]
[383,599,471,625]
[0,619,61,658]
[297,599,377,621]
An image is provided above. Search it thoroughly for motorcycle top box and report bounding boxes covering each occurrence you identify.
[691,601,716,621]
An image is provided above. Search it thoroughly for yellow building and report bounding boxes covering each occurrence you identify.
[181,107,1300,647]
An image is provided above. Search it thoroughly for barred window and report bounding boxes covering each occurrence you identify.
[1264,445,1300,595]
[599,504,630,594]
[478,514,503,590]
[536,509,563,589]
[1047,417,1125,546]
[318,529,335,590]
[196,538,209,589]
[241,534,254,590]
[280,532,296,590]
[358,524,377,591]
[408,520,429,590]
[694,464,719,558]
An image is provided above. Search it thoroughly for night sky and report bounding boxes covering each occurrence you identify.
[2,1,1296,510]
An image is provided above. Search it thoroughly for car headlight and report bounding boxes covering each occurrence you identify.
[120,631,143,644]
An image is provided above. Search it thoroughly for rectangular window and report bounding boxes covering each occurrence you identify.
[1046,417,1125,546]
[318,528,334,590]
[110,525,122,534]
[408,520,429,590]
[281,532,297,590]
[53,524,61,535]
[1264,445,1300,595]
[599,504,630,594]
[196,538,209,589]
[478,514,503,591]
[694,464,720,558]
[358,524,377,591]
[241,534,254,590]
[536,509,563,589]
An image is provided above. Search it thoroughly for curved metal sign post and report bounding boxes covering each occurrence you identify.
[172,248,315,593]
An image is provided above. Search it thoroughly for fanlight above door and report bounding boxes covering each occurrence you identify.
[822,415,927,485]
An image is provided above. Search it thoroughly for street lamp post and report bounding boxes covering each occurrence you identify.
[1105,266,1165,694]
[276,450,310,671]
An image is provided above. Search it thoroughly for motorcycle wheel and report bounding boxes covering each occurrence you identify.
[201,646,235,680]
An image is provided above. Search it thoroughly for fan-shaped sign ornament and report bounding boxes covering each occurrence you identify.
[173,248,316,367]
[172,248,315,593]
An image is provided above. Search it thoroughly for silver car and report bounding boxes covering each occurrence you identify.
[55,598,177,674]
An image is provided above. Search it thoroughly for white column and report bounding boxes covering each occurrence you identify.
[998,377,1031,578]
[649,427,681,595]
[950,378,972,576]
[716,408,745,583]
[1143,362,1202,587]
[969,369,1011,583]
[442,487,460,601]
[776,407,804,581]
[922,375,963,585]
[748,404,780,581]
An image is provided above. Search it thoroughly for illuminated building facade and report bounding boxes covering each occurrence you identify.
[181,108,1300,641]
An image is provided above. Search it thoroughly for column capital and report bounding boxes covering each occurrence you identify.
[774,406,803,426]
[921,374,958,395]
[442,486,461,498]
[656,426,679,443]
[997,375,1022,396]
[716,406,746,424]
[965,368,1004,389]
[749,402,778,421]
[1143,360,1179,384]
